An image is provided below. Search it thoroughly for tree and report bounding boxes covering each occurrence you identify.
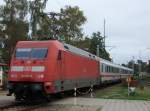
[89,31,111,61]
[29,0,48,39]
[59,6,86,43]
[36,6,87,42]
[75,37,91,51]
[147,60,150,73]
[0,0,29,63]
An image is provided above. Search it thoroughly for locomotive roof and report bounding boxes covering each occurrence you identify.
[63,42,133,71]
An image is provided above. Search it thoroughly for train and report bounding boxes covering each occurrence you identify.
[7,40,133,101]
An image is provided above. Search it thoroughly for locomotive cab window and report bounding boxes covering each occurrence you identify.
[31,48,48,59]
[15,48,31,59]
[15,48,48,59]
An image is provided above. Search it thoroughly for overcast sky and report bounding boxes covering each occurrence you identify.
[45,0,150,64]
[0,0,150,64]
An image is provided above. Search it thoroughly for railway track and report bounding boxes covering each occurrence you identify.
[0,82,121,111]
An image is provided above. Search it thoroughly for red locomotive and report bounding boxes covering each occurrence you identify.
[7,40,133,101]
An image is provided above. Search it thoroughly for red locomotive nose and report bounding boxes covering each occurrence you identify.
[9,46,48,82]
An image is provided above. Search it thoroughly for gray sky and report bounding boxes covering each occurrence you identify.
[45,0,150,64]
[0,0,150,64]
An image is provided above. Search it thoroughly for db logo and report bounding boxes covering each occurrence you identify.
[24,66,31,71]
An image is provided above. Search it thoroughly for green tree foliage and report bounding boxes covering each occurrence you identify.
[72,32,111,61]
[36,13,54,40]
[74,37,91,51]
[89,31,111,61]
[0,0,29,63]
[59,6,86,43]
[36,6,86,42]
[29,0,48,39]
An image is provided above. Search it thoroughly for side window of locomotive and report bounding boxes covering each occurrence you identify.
[64,45,69,50]
[15,48,31,59]
[31,48,48,59]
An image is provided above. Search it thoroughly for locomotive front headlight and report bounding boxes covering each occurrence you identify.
[11,66,23,72]
[32,66,45,72]
[10,74,17,78]
[37,74,44,78]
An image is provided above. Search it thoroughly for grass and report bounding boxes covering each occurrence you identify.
[96,107,102,111]
[95,79,150,100]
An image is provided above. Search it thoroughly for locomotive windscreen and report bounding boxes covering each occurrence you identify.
[15,48,48,59]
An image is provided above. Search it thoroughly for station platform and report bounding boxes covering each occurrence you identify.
[52,97,150,111]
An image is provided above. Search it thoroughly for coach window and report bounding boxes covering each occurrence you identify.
[111,67,113,73]
[101,64,104,72]
[115,68,118,73]
[107,66,109,72]
[124,70,125,73]
[109,66,111,72]
[113,68,115,73]
[103,64,105,72]
[110,66,112,72]
[105,66,107,72]
[110,67,112,73]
